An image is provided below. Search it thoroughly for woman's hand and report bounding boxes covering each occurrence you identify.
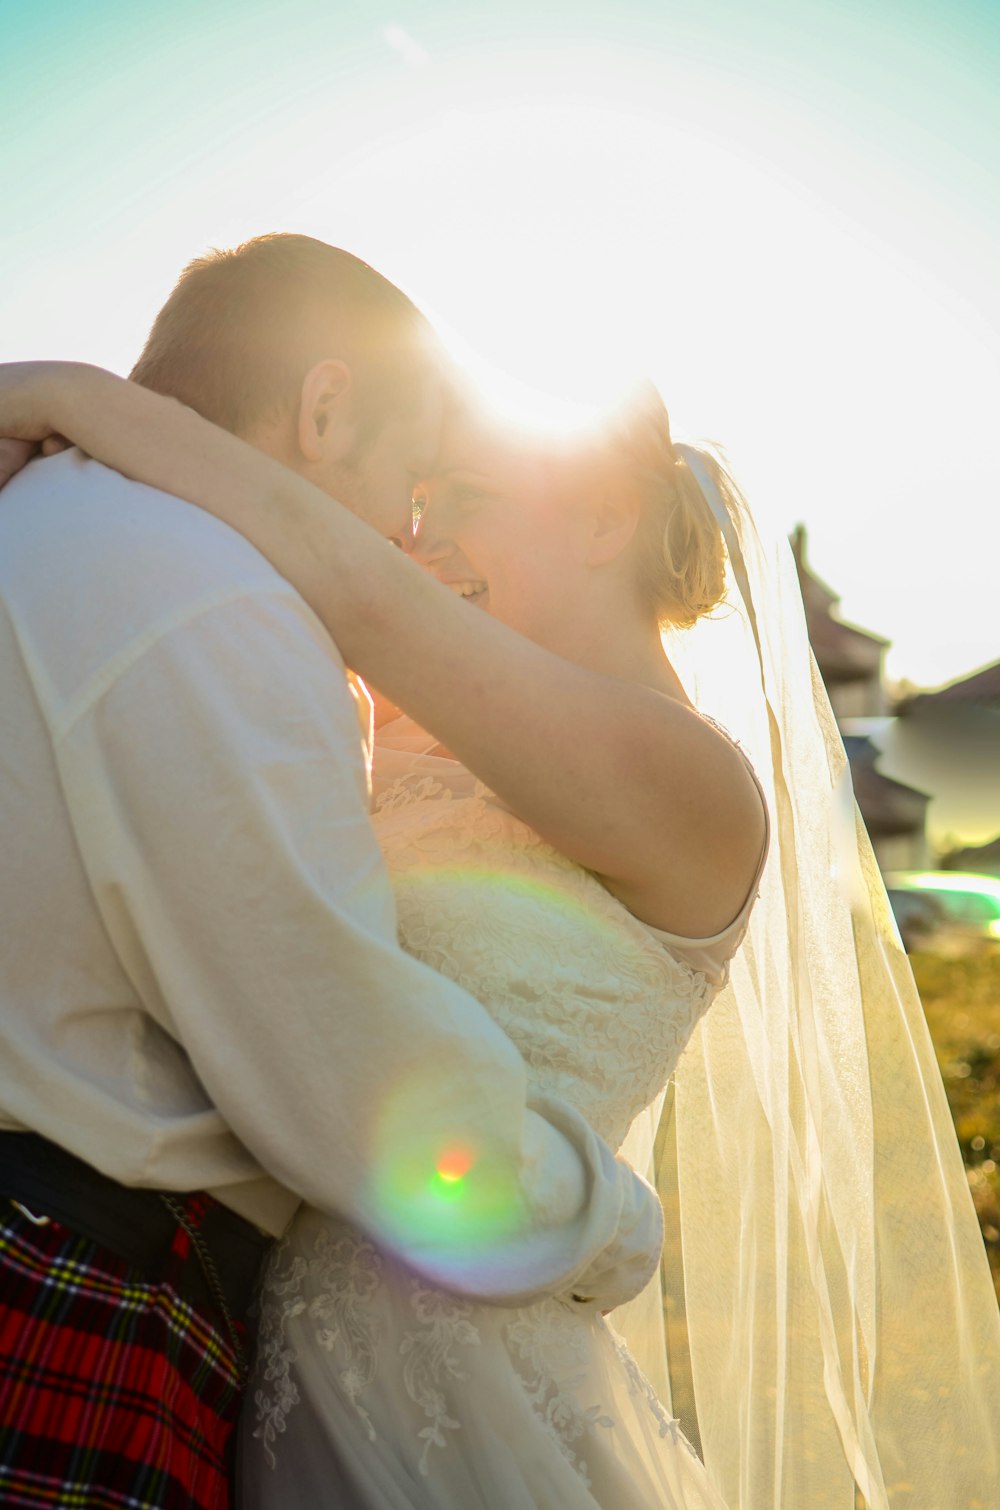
[0,439,38,488]
[0,361,72,443]
[0,436,72,490]
[0,361,85,487]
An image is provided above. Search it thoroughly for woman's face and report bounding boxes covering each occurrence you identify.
[410,414,596,648]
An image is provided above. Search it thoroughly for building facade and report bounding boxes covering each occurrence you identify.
[790,526,931,871]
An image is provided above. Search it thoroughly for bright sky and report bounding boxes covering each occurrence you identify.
[3,0,998,688]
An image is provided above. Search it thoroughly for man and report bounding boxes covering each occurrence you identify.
[0,236,662,1508]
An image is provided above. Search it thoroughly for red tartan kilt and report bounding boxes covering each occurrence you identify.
[0,1197,246,1509]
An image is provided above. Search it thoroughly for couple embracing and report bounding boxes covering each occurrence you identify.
[0,233,997,1510]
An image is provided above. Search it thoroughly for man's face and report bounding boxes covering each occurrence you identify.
[323,375,444,542]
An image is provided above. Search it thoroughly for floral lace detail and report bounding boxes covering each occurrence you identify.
[247,740,740,1498]
[252,1238,305,1470]
[607,1327,699,1453]
[504,1299,615,1487]
[374,769,452,817]
[400,1282,482,1474]
[373,768,716,1151]
[252,1227,383,1467]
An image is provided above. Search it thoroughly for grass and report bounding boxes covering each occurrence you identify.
[911,950,1000,1298]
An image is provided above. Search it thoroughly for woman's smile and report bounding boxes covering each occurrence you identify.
[440,576,489,605]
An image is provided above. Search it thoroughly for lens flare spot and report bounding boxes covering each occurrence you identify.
[436,1145,474,1183]
[361,854,639,1284]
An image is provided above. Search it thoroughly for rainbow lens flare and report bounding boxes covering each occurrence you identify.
[370,1122,527,1257]
[359,839,642,1279]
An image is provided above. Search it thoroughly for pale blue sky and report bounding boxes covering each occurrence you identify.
[3,0,997,687]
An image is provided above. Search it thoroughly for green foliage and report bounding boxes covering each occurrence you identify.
[912,952,1000,1295]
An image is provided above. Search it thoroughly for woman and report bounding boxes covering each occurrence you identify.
[0,362,997,1509]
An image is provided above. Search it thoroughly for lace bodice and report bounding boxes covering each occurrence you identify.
[372,731,723,1153]
[246,724,746,1507]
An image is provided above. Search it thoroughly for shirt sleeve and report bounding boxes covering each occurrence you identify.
[52,586,662,1306]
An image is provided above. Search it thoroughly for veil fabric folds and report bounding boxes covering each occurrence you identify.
[616,446,1000,1509]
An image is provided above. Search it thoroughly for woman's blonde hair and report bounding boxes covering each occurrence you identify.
[604,381,728,630]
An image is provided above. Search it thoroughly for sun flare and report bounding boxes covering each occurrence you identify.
[4,6,997,685]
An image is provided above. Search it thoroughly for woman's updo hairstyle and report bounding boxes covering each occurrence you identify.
[604,380,728,631]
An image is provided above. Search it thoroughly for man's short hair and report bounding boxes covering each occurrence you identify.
[130,233,434,441]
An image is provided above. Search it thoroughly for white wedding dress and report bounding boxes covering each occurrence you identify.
[240,720,766,1509]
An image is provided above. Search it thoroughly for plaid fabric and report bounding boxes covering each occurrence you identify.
[0,1195,246,1509]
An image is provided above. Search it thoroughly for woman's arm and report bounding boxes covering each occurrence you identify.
[0,361,764,935]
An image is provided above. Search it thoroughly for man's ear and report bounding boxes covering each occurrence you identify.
[296,359,355,463]
[585,484,642,567]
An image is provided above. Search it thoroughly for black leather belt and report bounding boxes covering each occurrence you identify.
[0,1131,271,1329]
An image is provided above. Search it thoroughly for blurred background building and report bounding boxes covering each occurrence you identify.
[793,524,1000,873]
[793,525,1000,955]
[791,526,932,871]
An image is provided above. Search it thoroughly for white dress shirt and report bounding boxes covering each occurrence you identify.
[0,450,661,1306]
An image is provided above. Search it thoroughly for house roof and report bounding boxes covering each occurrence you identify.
[790,525,839,615]
[901,659,1000,711]
[947,834,1000,869]
[790,526,889,685]
[843,735,930,836]
[807,613,888,682]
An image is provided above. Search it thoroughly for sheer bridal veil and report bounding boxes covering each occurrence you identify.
[617,443,1000,1509]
